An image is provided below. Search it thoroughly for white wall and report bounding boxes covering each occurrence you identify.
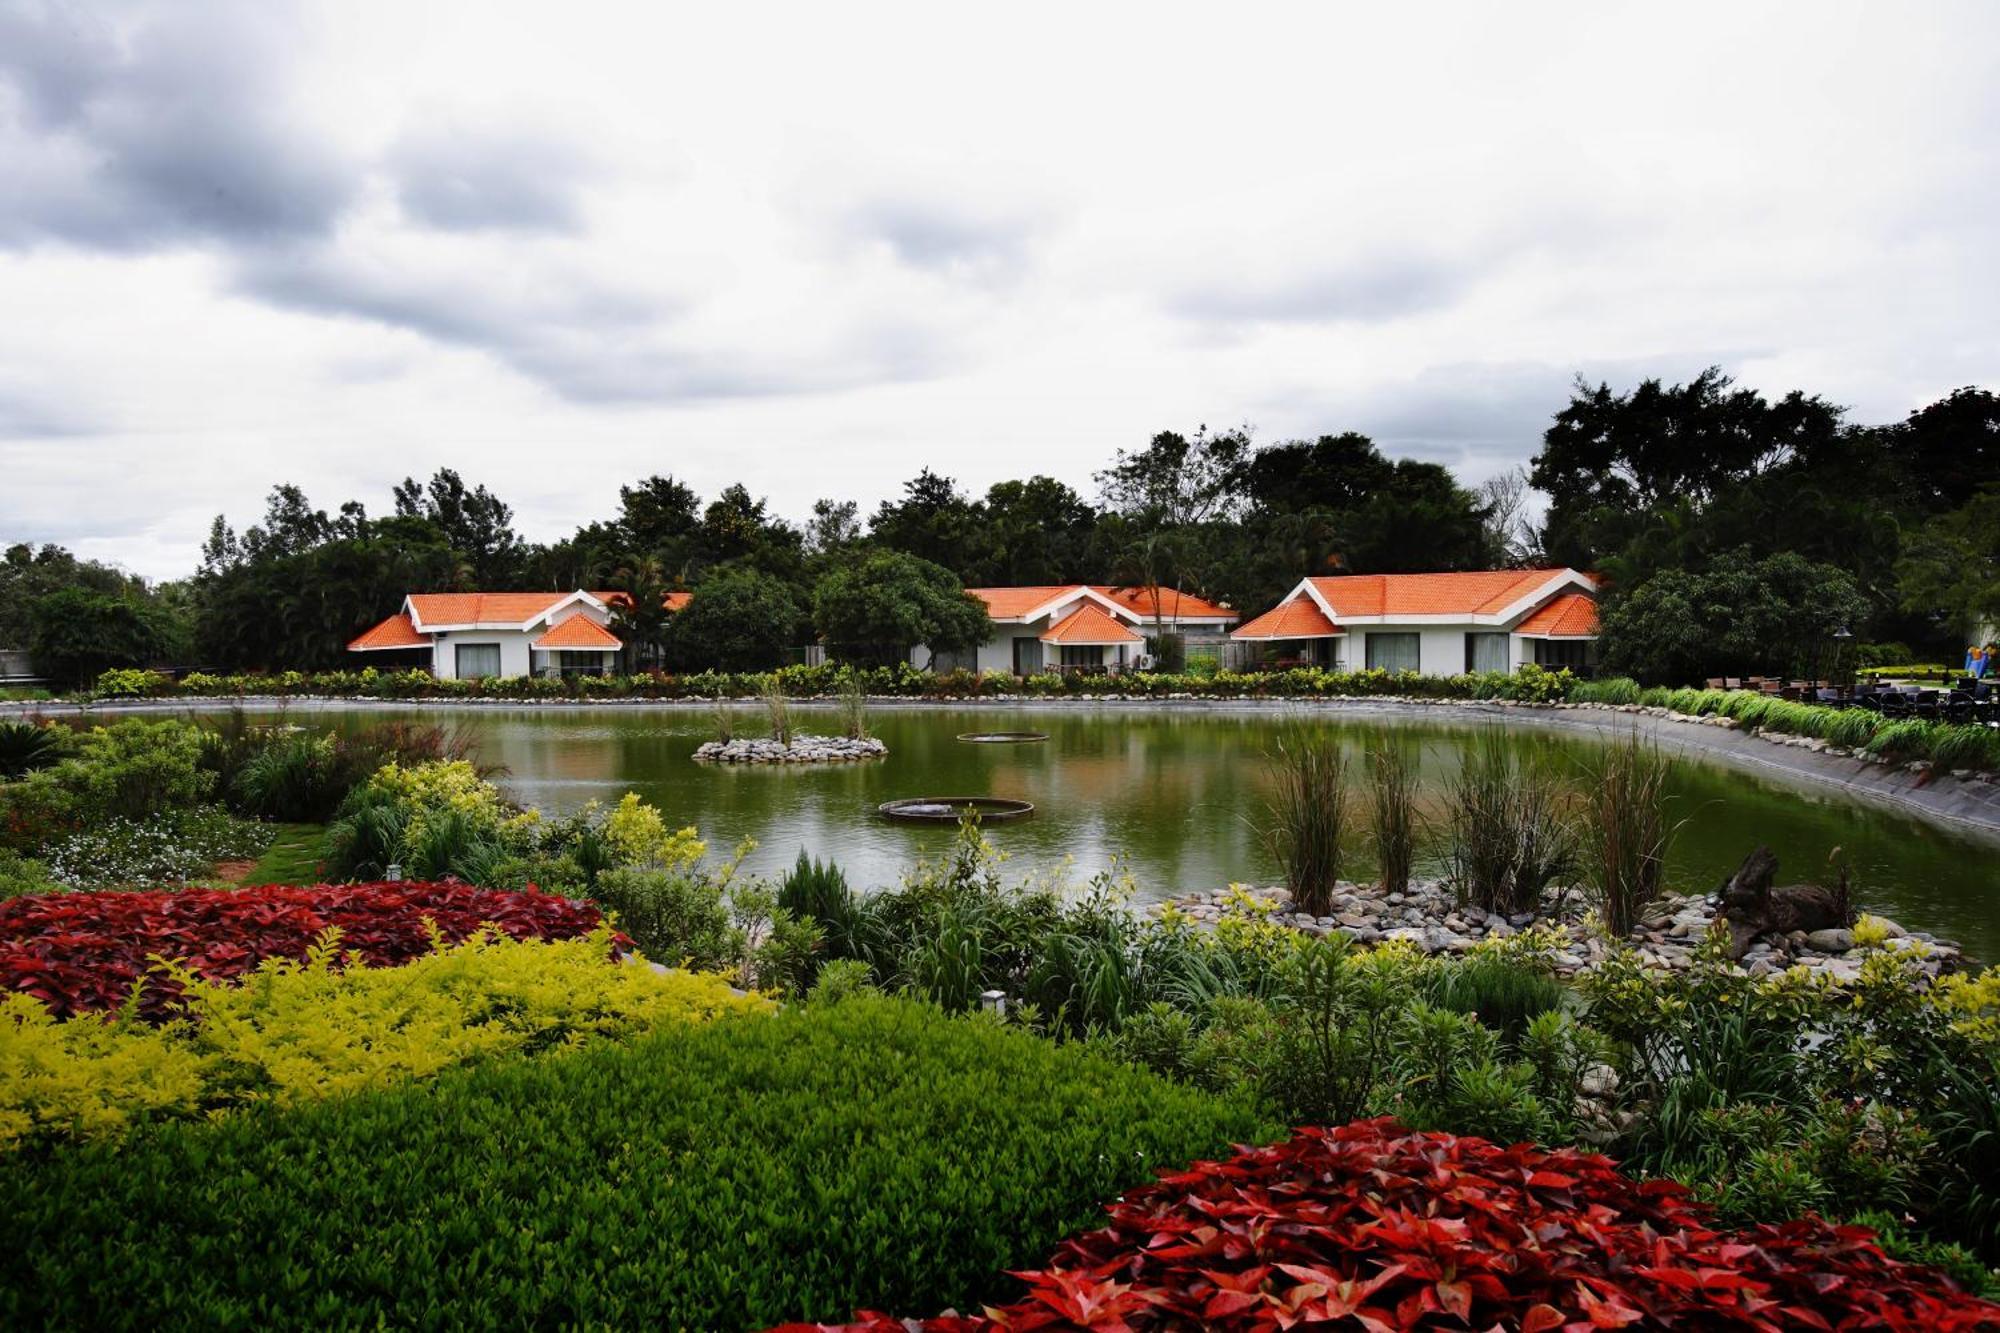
[428,603,616,679]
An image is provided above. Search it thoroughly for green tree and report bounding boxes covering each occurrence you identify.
[664,568,803,671]
[1597,551,1870,685]
[392,469,525,586]
[975,476,1099,586]
[1,544,144,648]
[605,555,677,670]
[1897,489,2000,637]
[868,470,990,577]
[1096,426,1251,528]
[28,588,185,686]
[812,550,991,666]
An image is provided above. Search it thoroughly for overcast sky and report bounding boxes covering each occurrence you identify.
[2,1,1995,580]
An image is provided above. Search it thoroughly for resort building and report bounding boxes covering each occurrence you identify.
[915,585,1237,675]
[1229,569,1599,674]
[348,590,689,679]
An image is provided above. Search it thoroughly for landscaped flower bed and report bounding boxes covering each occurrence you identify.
[778,1118,2000,1332]
[0,927,762,1149]
[0,881,618,1020]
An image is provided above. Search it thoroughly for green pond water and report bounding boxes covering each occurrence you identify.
[282,704,2000,962]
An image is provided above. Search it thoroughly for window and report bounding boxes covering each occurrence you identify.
[1465,632,1509,673]
[455,643,502,679]
[1059,644,1103,668]
[1011,637,1044,674]
[1365,632,1421,673]
[1534,639,1591,669]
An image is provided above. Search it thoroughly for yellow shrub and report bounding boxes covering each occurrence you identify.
[1851,914,1894,950]
[0,927,766,1149]
[602,792,705,869]
[1933,966,2000,1044]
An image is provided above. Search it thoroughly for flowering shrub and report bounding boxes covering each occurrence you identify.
[0,926,763,1148]
[40,806,270,888]
[0,881,616,1020]
[777,1119,2000,1332]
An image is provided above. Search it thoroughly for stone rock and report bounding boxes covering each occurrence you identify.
[1805,928,1855,953]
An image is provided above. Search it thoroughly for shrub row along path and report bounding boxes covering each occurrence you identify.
[17,692,2000,841]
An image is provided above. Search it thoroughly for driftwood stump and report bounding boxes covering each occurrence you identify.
[1715,846,1854,959]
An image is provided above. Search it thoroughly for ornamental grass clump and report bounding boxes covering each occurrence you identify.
[1577,732,1679,938]
[1259,731,1348,917]
[1446,732,1573,916]
[761,674,792,746]
[837,675,869,740]
[1365,737,1419,895]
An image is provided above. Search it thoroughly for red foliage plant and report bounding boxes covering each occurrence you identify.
[770,1119,2000,1333]
[0,882,620,1021]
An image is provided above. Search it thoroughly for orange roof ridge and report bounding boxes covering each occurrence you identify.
[347,611,429,652]
[532,616,623,650]
[1515,592,1600,638]
[1040,604,1144,645]
[1231,599,1341,641]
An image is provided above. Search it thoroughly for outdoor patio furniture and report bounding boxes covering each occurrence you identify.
[1724,677,1744,689]
[1706,677,1727,689]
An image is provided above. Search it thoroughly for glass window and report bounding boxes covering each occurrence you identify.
[1059,644,1103,668]
[1011,637,1044,674]
[1365,632,1421,673]
[1465,632,1509,673]
[1535,639,1590,669]
[455,643,502,679]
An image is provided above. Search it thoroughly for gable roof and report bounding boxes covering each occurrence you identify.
[967,584,1234,625]
[405,592,586,629]
[1040,604,1144,645]
[1090,586,1235,621]
[1514,592,1600,638]
[1303,569,1583,619]
[1230,599,1342,641]
[348,611,429,651]
[532,616,623,650]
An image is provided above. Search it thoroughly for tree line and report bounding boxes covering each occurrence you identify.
[4,372,1995,686]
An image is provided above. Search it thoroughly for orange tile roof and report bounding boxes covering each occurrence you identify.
[1231,599,1342,641]
[347,612,429,651]
[591,590,693,613]
[967,584,1231,623]
[1091,585,1235,621]
[965,585,1089,619]
[1514,592,1600,638]
[406,592,579,627]
[1040,604,1144,645]
[532,616,623,650]
[1304,569,1576,618]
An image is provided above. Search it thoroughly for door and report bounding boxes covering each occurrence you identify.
[1012,636,1044,674]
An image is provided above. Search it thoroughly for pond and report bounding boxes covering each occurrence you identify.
[272,703,2000,962]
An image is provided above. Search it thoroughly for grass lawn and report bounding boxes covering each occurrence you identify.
[241,823,328,886]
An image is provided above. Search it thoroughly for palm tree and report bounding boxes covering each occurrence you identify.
[607,554,675,672]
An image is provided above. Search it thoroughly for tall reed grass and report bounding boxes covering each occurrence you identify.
[1578,733,1679,937]
[837,677,869,740]
[1366,738,1420,895]
[1261,731,1349,916]
[760,676,791,746]
[1446,732,1573,916]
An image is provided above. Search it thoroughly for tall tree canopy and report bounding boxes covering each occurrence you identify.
[812,550,991,666]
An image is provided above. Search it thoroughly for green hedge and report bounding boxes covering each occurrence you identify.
[0,995,1273,1331]
[1570,677,2000,771]
[85,662,1578,705]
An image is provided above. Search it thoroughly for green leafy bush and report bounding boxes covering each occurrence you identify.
[0,995,1272,1330]
[0,720,64,779]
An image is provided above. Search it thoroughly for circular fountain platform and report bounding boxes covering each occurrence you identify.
[877,796,1035,823]
[955,730,1050,744]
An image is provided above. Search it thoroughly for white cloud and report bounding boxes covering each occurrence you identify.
[0,0,1995,578]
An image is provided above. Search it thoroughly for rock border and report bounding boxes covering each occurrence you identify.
[1159,881,1966,982]
[692,735,887,764]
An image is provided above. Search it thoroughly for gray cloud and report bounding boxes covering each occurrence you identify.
[0,382,95,438]
[1172,251,1476,325]
[390,122,597,234]
[0,2,355,251]
[839,193,1046,275]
